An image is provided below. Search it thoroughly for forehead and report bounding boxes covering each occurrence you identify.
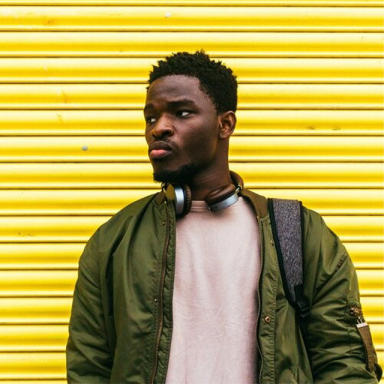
[145,75,212,107]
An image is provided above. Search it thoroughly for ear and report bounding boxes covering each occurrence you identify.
[218,111,236,139]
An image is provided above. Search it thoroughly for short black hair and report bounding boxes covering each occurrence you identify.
[148,50,237,114]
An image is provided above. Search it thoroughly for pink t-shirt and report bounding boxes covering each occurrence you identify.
[165,197,261,384]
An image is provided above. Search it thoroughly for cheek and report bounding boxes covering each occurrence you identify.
[185,130,217,159]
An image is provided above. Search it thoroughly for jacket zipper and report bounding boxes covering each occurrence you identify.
[256,215,264,384]
[350,306,365,324]
[150,201,170,384]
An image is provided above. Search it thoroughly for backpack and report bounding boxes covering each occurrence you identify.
[267,198,310,348]
[268,198,382,381]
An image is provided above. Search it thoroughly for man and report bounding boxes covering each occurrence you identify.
[66,51,381,383]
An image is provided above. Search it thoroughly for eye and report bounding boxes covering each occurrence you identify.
[145,116,156,124]
[177,110,192,118]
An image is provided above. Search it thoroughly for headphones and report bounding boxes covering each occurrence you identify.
[162,171,244,217]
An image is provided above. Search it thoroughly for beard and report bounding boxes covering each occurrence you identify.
[153,163,200,184]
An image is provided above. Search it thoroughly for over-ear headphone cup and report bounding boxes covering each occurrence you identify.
[181,184,192,216]
[165,170,243,216]
[205,184,236,206]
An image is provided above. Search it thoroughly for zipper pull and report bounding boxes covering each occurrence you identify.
[350,306,365,324]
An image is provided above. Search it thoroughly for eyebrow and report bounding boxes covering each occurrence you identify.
[144,99,198,114]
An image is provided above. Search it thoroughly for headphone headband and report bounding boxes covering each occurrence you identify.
[163,171,244,217]
[230,171,244,191]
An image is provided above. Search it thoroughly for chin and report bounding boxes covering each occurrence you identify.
[153,163,199,184]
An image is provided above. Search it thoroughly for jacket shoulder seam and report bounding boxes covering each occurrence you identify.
[335,252,349,272]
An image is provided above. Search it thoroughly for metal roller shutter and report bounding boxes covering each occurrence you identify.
[0,0,382,381]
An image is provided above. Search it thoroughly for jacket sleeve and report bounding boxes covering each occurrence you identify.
[66,228,113,383]
[303,210,382,384]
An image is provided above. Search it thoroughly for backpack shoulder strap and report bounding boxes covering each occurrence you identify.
[267,198,310,324]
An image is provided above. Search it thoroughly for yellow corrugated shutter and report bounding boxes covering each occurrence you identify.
[0,1,382,381]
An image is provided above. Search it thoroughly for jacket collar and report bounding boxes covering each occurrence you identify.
[240,188,268,219]
[154,191,166,206]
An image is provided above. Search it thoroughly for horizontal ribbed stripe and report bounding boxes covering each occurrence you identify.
[0,7,382,32]
[0,110,382,136]
[0,244,84,270]
[0,268,382,296]
[0,352,65,379]
[0,163,381,188]
[0,0,382,6]
[0,215,381,242]
[345,243,384,268]
[0,242,381,270]
[267,215,383,242]
[1,58,382,84]
[0,325,68,352]
[0,136,381,162]
[261,190,384,215]
[0,189,382,216]
[0,84,382,110]
[0,298,73,324]
[0,32,382,57]
[0,270,78,297]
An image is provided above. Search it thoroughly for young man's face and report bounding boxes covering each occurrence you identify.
[144,75,220,183]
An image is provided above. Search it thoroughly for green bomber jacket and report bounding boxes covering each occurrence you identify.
[66,189,382,384]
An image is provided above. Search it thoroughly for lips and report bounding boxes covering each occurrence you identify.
[148,141,173,160]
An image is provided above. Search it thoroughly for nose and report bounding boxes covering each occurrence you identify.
[150,115,174,140]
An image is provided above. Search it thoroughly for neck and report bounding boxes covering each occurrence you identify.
[188,165,232,201]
